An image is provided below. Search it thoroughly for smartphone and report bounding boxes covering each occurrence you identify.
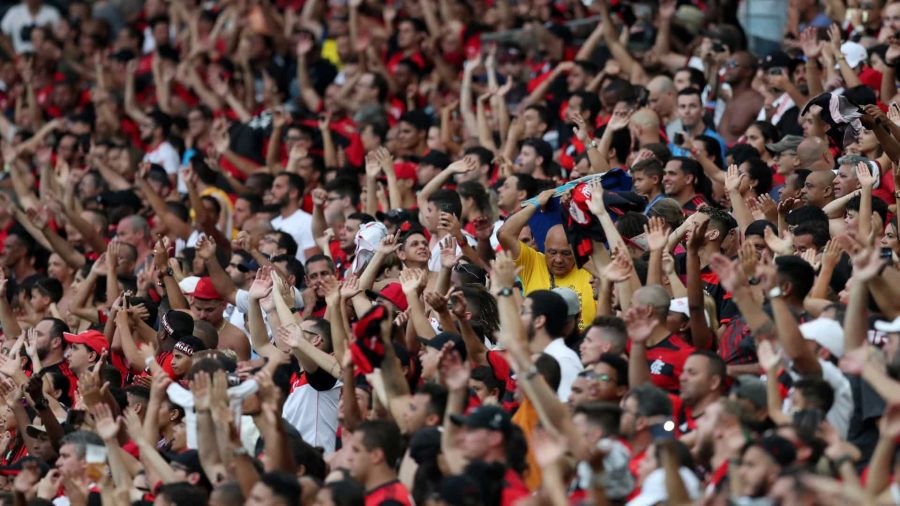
[881,248,893,259]
[438,202,454,214]
[673,132,685,146]
[768,68,784,76]
[712,41,725,53]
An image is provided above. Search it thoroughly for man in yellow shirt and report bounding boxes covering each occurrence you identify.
[497,189,596,330]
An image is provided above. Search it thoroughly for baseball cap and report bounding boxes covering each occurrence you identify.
[25,421,47,439]
[178,276,201,296]
[387,161,418,182]
[668,297,711,326]
[63,330,108,356]
[551,287,581,317]
[419,150,450,169]
[161,310,194,339]
[762,50,795,69]
[765,134,804,154]
[174,336,207,357]
[732,375,767,410]
[799,318,844,358]
[417,332,467,362]
[190,277,222,300]
[366,282,409,311]
[450,405,511,434]
[840,41,867,69]
[237,259,260,273]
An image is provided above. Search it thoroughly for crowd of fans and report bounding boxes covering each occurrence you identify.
[0,0,900,505]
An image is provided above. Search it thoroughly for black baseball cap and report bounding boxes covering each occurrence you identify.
[450,405,511,434]
[762,50,796,69]
[161,310,194,339]
[417,332,467,362]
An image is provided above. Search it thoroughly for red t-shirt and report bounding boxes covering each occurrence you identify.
[500,468,530,506]
[628,334,695,394]
[365,479,413,506]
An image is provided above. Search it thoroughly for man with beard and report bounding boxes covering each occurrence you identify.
[718,52,764,144]
[266,172,317,263]
[673,350,726,434]
[140,110,180,188]
[32,317,76,401]
[735,435,797,502]
[187,277,250,360]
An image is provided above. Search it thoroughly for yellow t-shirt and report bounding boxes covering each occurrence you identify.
[515,241,596,330]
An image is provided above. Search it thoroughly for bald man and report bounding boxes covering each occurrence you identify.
[800,170,835,208]
[718,52,764,144]
[797,137,834,171]
[498,190,596,330]
[647,76,677,125]
[630,108,662,147]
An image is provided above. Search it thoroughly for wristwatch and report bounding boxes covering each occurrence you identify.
[496,287,514,297]
[767,286,784,299]
[589,139,600,150]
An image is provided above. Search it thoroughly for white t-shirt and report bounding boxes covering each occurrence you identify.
[271,209,316,263]
[1,4,60,53]
[282,371,341,454]
[144,141,182,187]
[544,338,584,401]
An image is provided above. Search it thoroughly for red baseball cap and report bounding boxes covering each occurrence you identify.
[190,277,222,300]
[63,330,109,356]
[366,282,408,311]
[379,161,418,184]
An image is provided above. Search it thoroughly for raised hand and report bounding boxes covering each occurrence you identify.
[490,250,520,291]
[820,240,843,271]
[424,290,450,314]
[644,216,670,252]
[851,246,884,282]
[448,154,479,175]
[709,253,748,292]
[686,213,710,252]
[799,26,823,59]
[724,164,744,194]
[607,109,632,131]
[571,111,591,143]
[623,306,658,345]
[196,234,217,261]
[603,248,635,283]
[90,402,120,442]
[399,268,427,296]
[276,323,303,350]
[586,180,606,217]
[764,227,794,256]
[340,275,362,300]
[757,339,783,372]
[856,161,877,188]
[377,233,400,256]
[249,266,273,300]
[438,342,470,390]
[439,236,462,269]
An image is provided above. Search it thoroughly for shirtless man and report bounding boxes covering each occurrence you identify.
[718,52,764,144]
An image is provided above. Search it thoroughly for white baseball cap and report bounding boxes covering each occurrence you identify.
[799,318,845,358]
